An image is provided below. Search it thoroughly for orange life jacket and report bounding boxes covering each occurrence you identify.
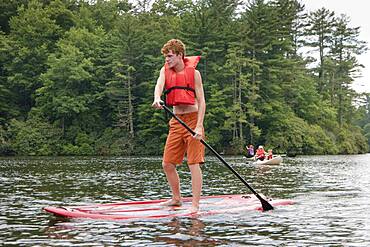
[164,56,200,106]
[256,148,265,157]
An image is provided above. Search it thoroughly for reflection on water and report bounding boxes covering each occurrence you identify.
[154,217,224,246]
[1,154,370,246]
[43,217,220,246]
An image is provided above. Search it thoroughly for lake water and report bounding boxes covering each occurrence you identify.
[1,154,369,246]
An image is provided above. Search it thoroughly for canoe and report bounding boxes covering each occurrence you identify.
[244,156,255,162]
[253,155,283,165]
[43,194,293,220]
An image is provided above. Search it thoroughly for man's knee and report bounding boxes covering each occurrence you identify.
[162,162,176,173]
[188,163,200,169]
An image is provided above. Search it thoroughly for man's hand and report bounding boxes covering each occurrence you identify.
[152,99,164,109]
[193,126,203,140]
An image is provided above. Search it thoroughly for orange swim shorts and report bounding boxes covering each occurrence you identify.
[163,111,205,165]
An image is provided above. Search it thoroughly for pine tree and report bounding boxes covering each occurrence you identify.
[306,7,336,94]
[328,14,367,127]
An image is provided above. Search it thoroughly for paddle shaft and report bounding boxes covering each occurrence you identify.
[161,103,274,211]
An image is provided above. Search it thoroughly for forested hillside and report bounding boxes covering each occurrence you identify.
[1,0,369,156]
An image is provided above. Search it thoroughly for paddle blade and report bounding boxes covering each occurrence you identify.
[261,198,274,211]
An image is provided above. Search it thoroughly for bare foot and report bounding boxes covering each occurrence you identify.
[160,199,182,207]
[189,205,199,214]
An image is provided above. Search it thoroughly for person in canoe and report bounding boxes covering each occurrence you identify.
[245,144,255,158]
[267,149,273,160]
[152,39,206,213]
[255,145,266,161]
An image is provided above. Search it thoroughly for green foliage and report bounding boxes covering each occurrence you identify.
[364,123,370,150]
[61,132,95,156]
[1,31,19,124]
[205,84,229,150]
[61,143,79,156]
[0,0,28,33]
[0,0,368,156]
[37,42,93,122]
[0,124,13,155]
[264,109,337,154]
[5,0,63,115]
[9,116,62,156]
[335,126,368,154]
[135,107,167,155]
[95,127,136,156]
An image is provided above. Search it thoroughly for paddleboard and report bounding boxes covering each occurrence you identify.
[43,194,294,220]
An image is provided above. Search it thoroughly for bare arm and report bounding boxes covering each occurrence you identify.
[152,67,165,109]
[193,69,206,139]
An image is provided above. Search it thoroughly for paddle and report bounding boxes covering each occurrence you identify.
[160,102,274,211]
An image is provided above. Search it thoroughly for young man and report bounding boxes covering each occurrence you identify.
[152,39,206,213]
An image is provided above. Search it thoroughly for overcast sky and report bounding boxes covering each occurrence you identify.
[301,0,370,93]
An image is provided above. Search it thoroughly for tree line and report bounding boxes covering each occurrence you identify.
[0,0,369,156]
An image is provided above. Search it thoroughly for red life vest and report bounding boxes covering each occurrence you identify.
[256,148,265,158]
[164,56,201,106]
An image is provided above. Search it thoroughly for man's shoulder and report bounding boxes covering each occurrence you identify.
[194,69,202,78]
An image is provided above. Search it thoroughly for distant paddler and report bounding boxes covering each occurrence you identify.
[245,144,255,158]
[255,145,266,161]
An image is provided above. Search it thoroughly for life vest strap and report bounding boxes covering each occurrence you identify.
[164,86,195,95]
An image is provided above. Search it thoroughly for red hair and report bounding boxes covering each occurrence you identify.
[161,39,186,58]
